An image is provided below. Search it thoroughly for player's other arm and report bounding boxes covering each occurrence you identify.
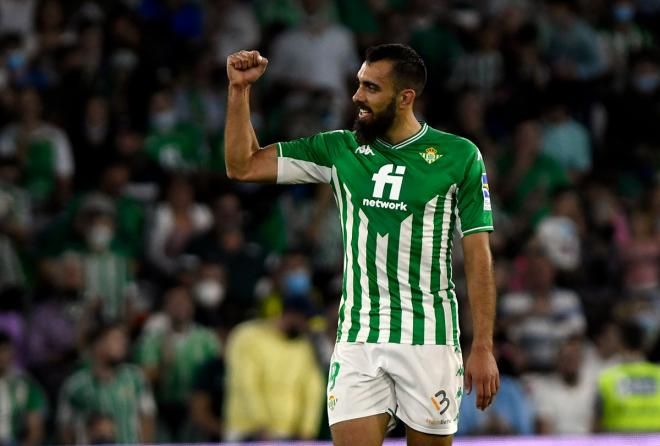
[462,232,500,411]
[224,50,277,182]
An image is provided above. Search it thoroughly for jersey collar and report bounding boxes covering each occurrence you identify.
[375,122,428,150]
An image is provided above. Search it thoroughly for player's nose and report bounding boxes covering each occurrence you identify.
[352,88,365,104]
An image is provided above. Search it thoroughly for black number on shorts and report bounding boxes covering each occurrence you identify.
[434,390,450,415]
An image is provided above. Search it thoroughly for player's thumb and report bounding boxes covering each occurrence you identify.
[258,55,269,66]
[464,369,472,395]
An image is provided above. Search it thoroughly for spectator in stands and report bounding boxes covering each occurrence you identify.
[189,343,225,441]
[144,89,207,172]
[0,156,30,290]
[57,323,156,444]
[596,321,660,432]
[147,175,212,277]
[135,286,219,441]
[267,0,359,131]
[541,94,592,179]
[27,253,85,405]
[599,0,655,90]
[524,336,597,434]
[0,87,73,208]
[499,245,586,371]
[185,193,264,320]
[0,330,46,446]
[223,296,324,441]
[448,22,504,96]
[72,194,138,323]
[498,119,569,226]
[541,0,606,82]
[72,95,114,191]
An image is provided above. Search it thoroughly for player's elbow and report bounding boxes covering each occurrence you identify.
[226,165,250,182]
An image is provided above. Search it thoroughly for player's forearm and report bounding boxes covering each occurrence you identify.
[463,236,496,351]
[225,85,260,181]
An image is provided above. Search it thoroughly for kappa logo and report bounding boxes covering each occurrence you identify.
[355,145,375,155]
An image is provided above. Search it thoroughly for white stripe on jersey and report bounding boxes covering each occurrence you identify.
[331,168,346,338]
[398,214,414,343]
[440,185,456,343]
[420,195,439,343]
[375,233,391,343]
[341,183,355,341]
[331,167,345,240]
[356,209,370,342]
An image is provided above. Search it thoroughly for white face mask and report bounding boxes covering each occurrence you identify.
[194,280,225,308]
[86,224,113,251]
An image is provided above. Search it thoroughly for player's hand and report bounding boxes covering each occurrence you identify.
[226,50,268,88]
[464,346,500,411]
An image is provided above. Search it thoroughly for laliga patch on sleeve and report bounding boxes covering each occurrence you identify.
[481,173,491,211]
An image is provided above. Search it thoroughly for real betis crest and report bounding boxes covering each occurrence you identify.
[420,147,442,164]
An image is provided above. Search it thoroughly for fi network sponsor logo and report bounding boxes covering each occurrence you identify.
[363,164,408,211]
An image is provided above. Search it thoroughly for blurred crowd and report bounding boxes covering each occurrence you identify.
[0,0,659,443]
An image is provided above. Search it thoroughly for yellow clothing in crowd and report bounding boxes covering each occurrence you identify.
[224,320,325,440]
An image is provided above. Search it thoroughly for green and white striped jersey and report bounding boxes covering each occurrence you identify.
[57,364,155,444]
[277,123,493,345]
[0,369,47,443]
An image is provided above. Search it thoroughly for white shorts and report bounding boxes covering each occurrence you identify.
[326,342,464,435]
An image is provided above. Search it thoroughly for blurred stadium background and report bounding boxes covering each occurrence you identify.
[0,0,658,444]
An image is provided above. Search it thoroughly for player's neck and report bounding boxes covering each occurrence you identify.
[382,113,421,145]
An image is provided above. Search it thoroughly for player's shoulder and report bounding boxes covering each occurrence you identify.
[320,129,357,143]
[425,126,481,157]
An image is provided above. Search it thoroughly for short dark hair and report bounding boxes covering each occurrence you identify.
[87,322,124,347]
[365,44,427,95]
[620,321,645,352]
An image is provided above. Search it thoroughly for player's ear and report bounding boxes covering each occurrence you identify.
[399,89,416,108]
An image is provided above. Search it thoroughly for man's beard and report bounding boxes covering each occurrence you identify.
[353,97,397,145]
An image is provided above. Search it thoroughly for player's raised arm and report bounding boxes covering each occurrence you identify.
[224,50,278,182]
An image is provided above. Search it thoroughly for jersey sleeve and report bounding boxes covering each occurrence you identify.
[456,143,494,237]
[276,130,345,184]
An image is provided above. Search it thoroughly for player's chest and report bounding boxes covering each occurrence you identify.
[334,144,461,211]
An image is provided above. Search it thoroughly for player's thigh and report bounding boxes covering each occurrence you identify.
[406,426,453,446]
[327,343,397,433]
[387,344,463,436]
[331,413,390,446]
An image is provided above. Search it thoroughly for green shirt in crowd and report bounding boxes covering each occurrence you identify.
[57,364,155,444]
[145,123,207,172]
[136,324,219,404]
[0,369,47,444]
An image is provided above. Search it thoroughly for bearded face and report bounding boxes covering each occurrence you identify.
[353,94,398,145]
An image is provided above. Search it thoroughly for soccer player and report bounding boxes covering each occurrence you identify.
[224,44,499,446]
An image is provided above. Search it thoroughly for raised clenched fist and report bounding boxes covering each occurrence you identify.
[226,50,268,88]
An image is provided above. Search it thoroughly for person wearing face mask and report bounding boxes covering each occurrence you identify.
[73,194,138,323]
[57,323,156,445]
[223,296,324,442]
[144,89,207,172]
[192,262,227,326]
